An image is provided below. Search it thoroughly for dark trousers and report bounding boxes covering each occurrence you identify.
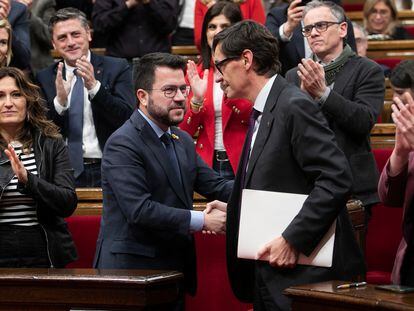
[213,158,235,181]
[0,224,49,267]
[75,162,102,187]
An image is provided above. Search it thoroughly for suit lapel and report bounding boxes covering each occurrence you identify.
[245,76,287,185]
[91,53,104,83]
[133,112,189,206]
[332,57,356,95]
[171,128,192,207]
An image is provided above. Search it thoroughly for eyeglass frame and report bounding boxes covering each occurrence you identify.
[214,56,241,75]
[145,85,191,98]
[301,21,343,37]
[369,8,391,17]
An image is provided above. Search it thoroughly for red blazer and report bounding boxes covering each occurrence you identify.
[194,0,265,50]
[180,65,252,172]
[378,152,414,284]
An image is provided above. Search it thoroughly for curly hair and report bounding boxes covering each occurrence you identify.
[0,67,61,151]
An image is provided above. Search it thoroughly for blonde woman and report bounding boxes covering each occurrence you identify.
[0,19,12,67]
[363,0,412,39]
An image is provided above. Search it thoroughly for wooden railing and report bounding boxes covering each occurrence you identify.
[367,40,414,60]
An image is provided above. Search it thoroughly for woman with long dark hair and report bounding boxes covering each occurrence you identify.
[180,2,252,179]
[0,67,77,267]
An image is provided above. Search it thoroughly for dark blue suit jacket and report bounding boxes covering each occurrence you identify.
[9,1,31,71]
[36,53,135,150]
[265,3,356,75]
[94,110,233,294]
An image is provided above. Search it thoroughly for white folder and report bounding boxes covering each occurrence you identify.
[237,189,336,267]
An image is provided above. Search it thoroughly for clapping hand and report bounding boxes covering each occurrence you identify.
[4,144,27,184]
[187,60,208,106]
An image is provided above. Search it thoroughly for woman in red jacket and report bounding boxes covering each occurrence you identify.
[180,2,252,179]
[194,0,265,50]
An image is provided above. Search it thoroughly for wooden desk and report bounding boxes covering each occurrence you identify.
[285,281,414,311]
[366,40,414,60]
[348,10,414,25]
[0,268,182,310]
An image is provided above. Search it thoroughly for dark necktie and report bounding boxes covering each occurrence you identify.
[160,133,182,185]
[68,69,84,178]
[240,108,261,188]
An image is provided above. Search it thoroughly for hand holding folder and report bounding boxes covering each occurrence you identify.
[237,189,336,267]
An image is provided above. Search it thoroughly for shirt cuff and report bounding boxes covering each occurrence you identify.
[54,96,68,115]
[279,23,293,42]
[88,81,101,99]
[189,210,204,232]
[317,87,331,106]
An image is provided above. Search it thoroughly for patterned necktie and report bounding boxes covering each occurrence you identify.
[240,108,261,188]
[68,69,84,178]
[160,133,182,185]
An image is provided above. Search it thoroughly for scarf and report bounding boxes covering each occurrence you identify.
[316,44,355,86]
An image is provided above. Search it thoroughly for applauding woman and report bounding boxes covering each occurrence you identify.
[378,88,414,286]
[0,67,77,268]
[180,2,252,179]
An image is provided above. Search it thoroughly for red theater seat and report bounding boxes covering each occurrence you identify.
[366,148,403,284]
[65,215,101,268]
[375,58,402,70]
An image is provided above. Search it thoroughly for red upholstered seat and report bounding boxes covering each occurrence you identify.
[375,58,402,70]
[343,4,363,11]
[404,26,414,38]
[186,233,252,311]
[366,148,403,284]
[65,215,101,268]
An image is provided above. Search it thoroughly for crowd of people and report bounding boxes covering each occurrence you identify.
[0,0,411,310]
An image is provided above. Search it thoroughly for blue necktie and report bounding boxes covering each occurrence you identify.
[160,133,182,185]
[240,108,261,188]
[68,70,84,178]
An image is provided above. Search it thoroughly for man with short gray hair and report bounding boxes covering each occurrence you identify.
[286,0,385,221]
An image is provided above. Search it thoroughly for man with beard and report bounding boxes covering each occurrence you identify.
[93,53,233,310]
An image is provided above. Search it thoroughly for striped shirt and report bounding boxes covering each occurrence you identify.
[0,145,38,226]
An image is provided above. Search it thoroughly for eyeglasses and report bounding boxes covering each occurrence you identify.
[302,21,342,37]
[214,56,240,75]
[370,9,390,17]
[146,85,191,98]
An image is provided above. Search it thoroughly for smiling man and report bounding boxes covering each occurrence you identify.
[211,20,365,311]
[286,0,385,222]
[36,8,135,187]
[94,53,233,311]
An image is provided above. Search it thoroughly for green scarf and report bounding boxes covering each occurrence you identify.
[314,44,355,86]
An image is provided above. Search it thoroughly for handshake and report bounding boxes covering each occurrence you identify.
[202,200,227,235]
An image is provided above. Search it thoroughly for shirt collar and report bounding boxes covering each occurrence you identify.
[138,109,171,138]
[253,74,277,113]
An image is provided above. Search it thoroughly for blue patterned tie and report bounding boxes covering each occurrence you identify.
[68,69,84,178]
[160,133,182,185]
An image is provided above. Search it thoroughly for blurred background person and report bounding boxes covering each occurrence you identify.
[0,19,12,68]
[172,0,195,45]
[353,21,391,76]
[92,0,179,62]
[378,90,414,286]
[0,67,77,268]
[390,60,414,100]
[194,0,265,50]
[266,0,356,75]
[0,0,31,72]
[16,0,56,74]
[180,1,252,179]
[363,0,413,40]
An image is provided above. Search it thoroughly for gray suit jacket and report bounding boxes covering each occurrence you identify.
[286,55,385,206]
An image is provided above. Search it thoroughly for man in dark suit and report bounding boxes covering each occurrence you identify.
[266,0,356,75]
[211,20,365,310]
[94,53,233,310]
[285,1,384,218]
[36,8,135,187]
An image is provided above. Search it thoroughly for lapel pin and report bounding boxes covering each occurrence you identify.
[171,134,179,140]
